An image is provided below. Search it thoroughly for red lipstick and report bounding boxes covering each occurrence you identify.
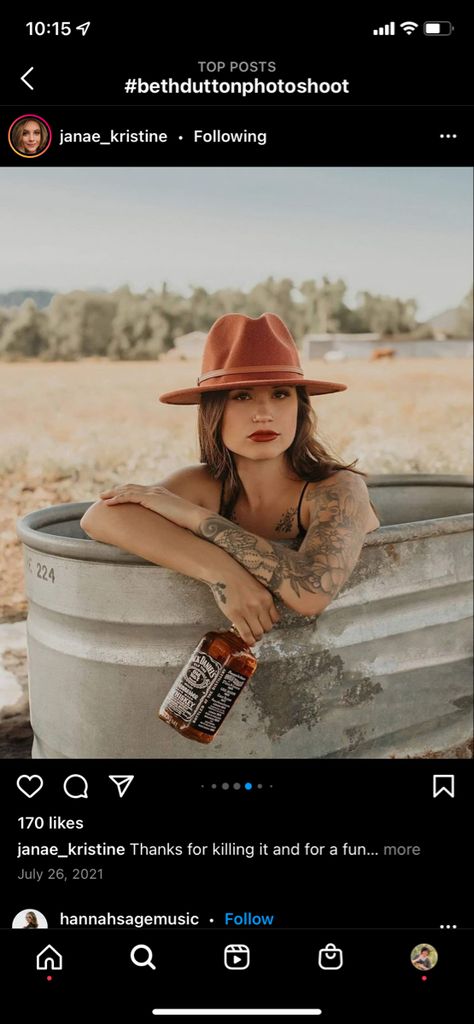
[248,432,280,442]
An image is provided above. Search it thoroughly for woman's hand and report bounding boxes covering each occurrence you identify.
[99,484,197,530]
[205,562,281,648]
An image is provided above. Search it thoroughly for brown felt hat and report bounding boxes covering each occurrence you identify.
[158,312,347,404]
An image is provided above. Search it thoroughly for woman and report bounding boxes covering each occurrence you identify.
[11,118,48,155]
[23,911,39,928]
[81,312,379,646]
[411,946,434,970]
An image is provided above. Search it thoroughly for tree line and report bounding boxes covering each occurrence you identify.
[0,278,471,360]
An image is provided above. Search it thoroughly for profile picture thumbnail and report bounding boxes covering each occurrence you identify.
[410,943,438,971]
[8,115,52,158]
[12,909,49,929]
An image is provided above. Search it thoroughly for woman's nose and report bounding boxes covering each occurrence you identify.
[252,407,274,420]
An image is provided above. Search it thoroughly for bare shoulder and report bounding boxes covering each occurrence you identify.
[305,469,368,500]
[304,470,380,532]
[159,463,220,510]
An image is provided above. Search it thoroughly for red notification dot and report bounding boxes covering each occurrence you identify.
[47,976,53,981]
[422,975,427,981]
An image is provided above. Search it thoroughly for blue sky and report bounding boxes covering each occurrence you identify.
[1,166,471,319]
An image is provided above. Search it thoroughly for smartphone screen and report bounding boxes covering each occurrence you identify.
[1,13,472,1019]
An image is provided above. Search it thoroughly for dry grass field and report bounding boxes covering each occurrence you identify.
[1,357,472,619]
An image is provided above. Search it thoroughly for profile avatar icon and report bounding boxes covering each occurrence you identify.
[8,115,52,158]
[12,908,48,929]
[410,943,438,971]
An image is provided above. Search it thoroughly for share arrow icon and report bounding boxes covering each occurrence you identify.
[109,775,134,797]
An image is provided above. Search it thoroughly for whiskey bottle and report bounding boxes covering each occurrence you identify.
[158,626,258,743]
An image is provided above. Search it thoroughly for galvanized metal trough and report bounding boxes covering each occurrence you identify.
[16,475,473,759]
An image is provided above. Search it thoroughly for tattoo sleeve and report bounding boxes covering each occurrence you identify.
[194,474,370,616]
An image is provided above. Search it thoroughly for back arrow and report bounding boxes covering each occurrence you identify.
[21,67,34,90]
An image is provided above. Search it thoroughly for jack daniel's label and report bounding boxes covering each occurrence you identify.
[165,648,248,735]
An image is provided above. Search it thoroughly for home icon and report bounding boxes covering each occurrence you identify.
[36,945,63,971]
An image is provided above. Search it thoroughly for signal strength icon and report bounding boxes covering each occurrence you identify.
[400,21,419,34]
[373,21,395,35]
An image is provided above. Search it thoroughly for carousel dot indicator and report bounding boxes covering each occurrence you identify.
[245,782,252,790]
[222,782,230,790]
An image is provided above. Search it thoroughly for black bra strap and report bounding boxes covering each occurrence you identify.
[297,481,310,534]
[218,478,225,516]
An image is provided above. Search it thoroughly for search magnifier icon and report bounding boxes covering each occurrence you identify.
[130,944,156,970]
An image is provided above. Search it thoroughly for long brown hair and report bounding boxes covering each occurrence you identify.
[198,385,372,518]
[11,119,49,153]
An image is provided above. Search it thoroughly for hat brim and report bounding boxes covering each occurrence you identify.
[159,377,347,404]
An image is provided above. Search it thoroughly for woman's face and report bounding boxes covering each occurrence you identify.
[26,913,34,923]
[21,121,42,153]
[221,384,299,461]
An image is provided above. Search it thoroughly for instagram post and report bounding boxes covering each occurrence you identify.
[0,166,472,761]
[1,11,472,1019]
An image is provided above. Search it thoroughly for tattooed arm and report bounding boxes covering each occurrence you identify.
[94,467,377,621]
[191,471,377,617]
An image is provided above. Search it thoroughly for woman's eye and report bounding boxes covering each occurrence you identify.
[232,390,290,401]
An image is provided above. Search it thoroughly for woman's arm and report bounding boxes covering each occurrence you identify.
[96,469,377,618]
[81,499,230,585]
[80,496,280,646]
[190,471,375,617]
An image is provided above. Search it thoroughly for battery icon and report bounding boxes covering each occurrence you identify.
[423,21,453,35]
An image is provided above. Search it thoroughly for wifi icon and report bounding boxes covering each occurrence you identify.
[400,21,419,34]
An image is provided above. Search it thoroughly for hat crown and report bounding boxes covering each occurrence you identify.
[199,312,301,384]
[158,311,347,403]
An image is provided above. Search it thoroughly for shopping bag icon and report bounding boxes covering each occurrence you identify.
[318,943,343,970]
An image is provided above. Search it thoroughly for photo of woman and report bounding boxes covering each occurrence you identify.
[9,117,51,157]
[2,165,471,760]
[410,944,438,970]
[23,910,39,928]
[81,313,380,648]
[11,908,48,929]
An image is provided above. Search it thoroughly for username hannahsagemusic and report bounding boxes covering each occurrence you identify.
[59,129,267,146]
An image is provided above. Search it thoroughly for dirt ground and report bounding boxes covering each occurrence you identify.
[1,356,472,619]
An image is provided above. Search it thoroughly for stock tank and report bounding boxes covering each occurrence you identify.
[16,475,473,759]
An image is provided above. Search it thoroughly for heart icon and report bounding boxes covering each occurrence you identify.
[16,775,44,798]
